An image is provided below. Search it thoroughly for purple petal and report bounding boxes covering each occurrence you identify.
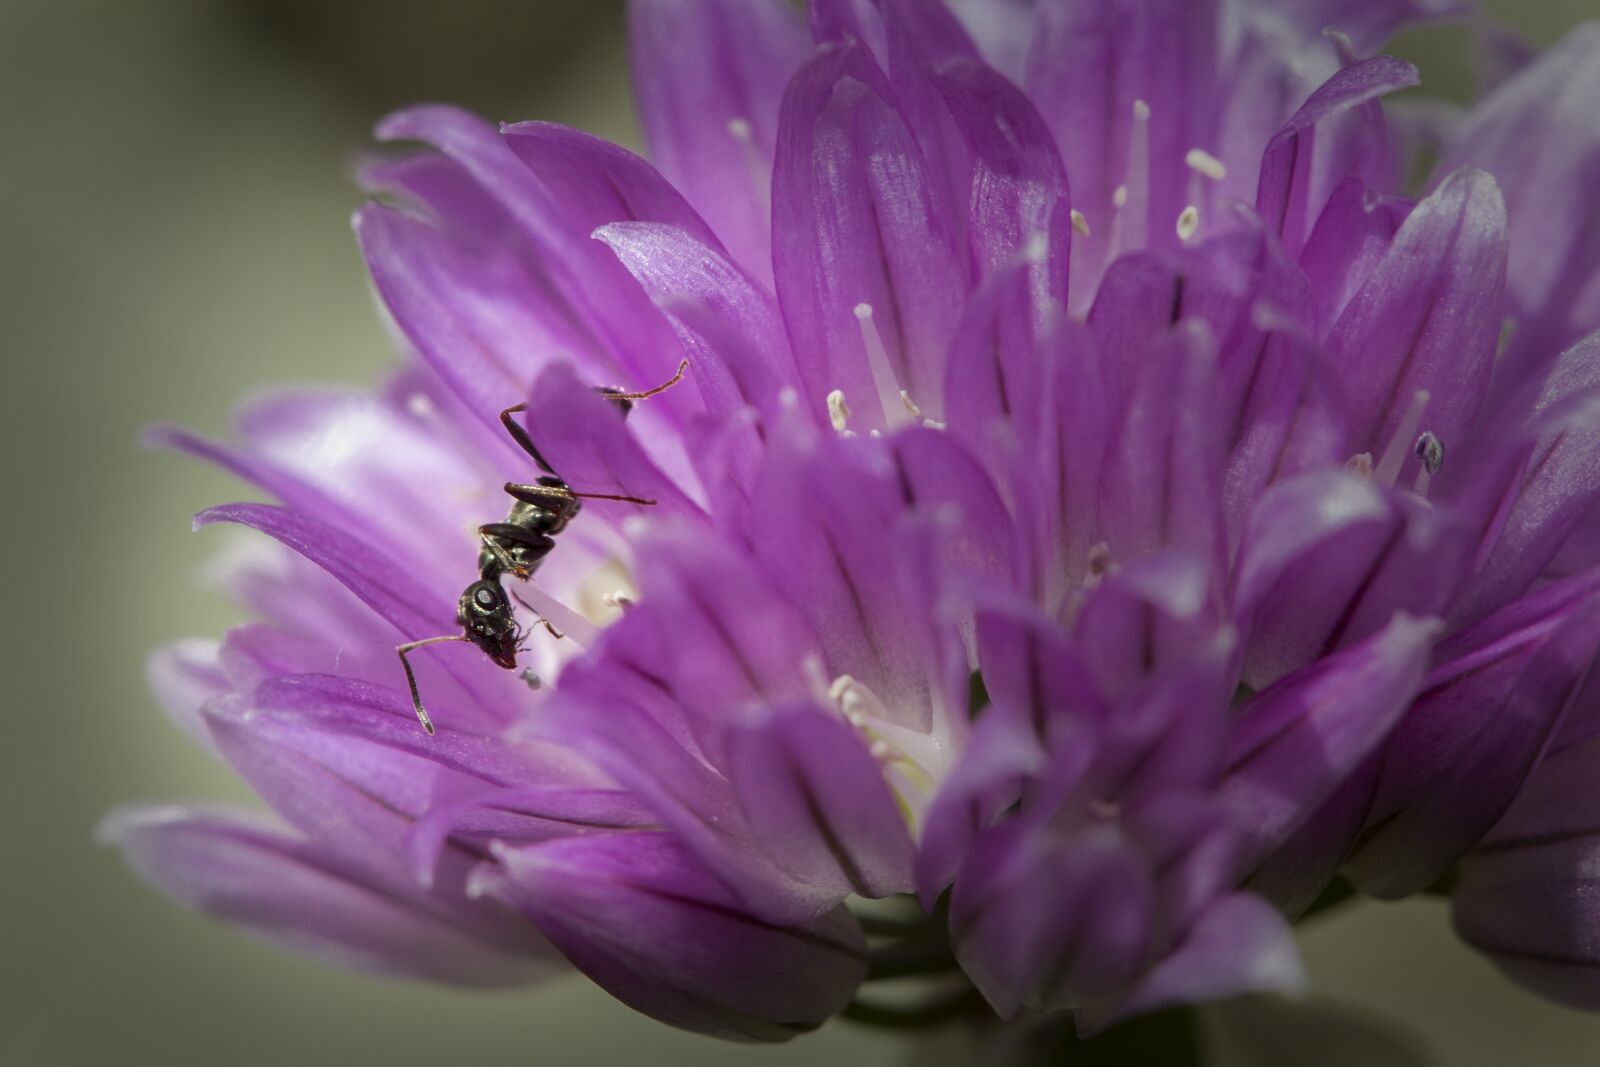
[511,361,704,523]
[1298,178,1411,335]
[501,121,721,249]
[1220,614,1437,874]
[1233,470,1470,687]
[772,41,968,428]
[1094,322,1225,569]
[1025,0,1221,305]
[628,0,809,286]
[933,57,1072,298]
[915,709,1047,907]
[100,806,556,987]
[481,832,867,1041]
[594,221,802,425]
[1081,892,1305,1032]
[375,106,682,392]
[1449,335,1600,626]
[147,639,229,747]
[727,703,917,899]
[1440,25,1600,379]
[1324,166,1508,465]
[1347,571,1600,897]
[151,386,496,577]
[951,823,1155,1018]
[194,502,521,730]
[406,785,658,889]
[1222,328,1351,547]
[1255,56,1418,259]
[353,203,607,434]
[1454,802,1600,1010]
[976,599,1107,743]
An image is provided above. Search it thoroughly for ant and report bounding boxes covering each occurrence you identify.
[397,359,689,735]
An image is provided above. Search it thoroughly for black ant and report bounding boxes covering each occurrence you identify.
[397,359,689,735]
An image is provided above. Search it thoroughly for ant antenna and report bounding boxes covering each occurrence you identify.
[396,635,471,735]
[609,358,690,401]
[505,481,659,508]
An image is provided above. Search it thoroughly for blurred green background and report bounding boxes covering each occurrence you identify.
[3,2,1598,1064]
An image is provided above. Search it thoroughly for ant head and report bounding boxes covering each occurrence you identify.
[457,579,519,669]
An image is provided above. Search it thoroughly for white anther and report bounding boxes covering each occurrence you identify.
[726,117,754,141]
[869,739,892,762]
[778,386,799,408]
[1112,185,1129,209]
[1132,98,1151,122]
[922,418,946,431]
[1176,205,1200,241]
[1070,209,1091,237]
[1184,148,1227,182]
[869,428,882,437]
[406,393,433,417]
[828,674,856,702]
[899,390,922,418]
[827,388,852,433]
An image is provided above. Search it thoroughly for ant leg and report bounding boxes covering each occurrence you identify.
[498,402,559,476]
[396,635,472,736]
[604,359,691,402]
[478,529,521,577]
[505,481,657,508]
[509,589,566,639]
[478,524,557,580]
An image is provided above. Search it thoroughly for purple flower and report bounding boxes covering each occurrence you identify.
[105,0,1600,1046]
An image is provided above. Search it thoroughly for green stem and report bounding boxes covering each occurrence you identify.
[841,989,985,1029]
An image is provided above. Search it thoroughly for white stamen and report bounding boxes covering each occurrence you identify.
[853,302,912,428]
[1021,231,1050,263]
[1121,100,1150,250]
[1112,185,1129,209]
[725,116,772,223]
[1184,148,1227,182]
[1374,390,1431,487]
[899,390,922,418]
[778,385,799,409]
[869,739,892,761]
[407,393,433,417]
[1176,205,1200,242]
[826,388,852,433]
[1070,209,1091,237]
[922,418,946,431]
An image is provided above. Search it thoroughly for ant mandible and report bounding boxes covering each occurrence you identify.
[397,359,689,735]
